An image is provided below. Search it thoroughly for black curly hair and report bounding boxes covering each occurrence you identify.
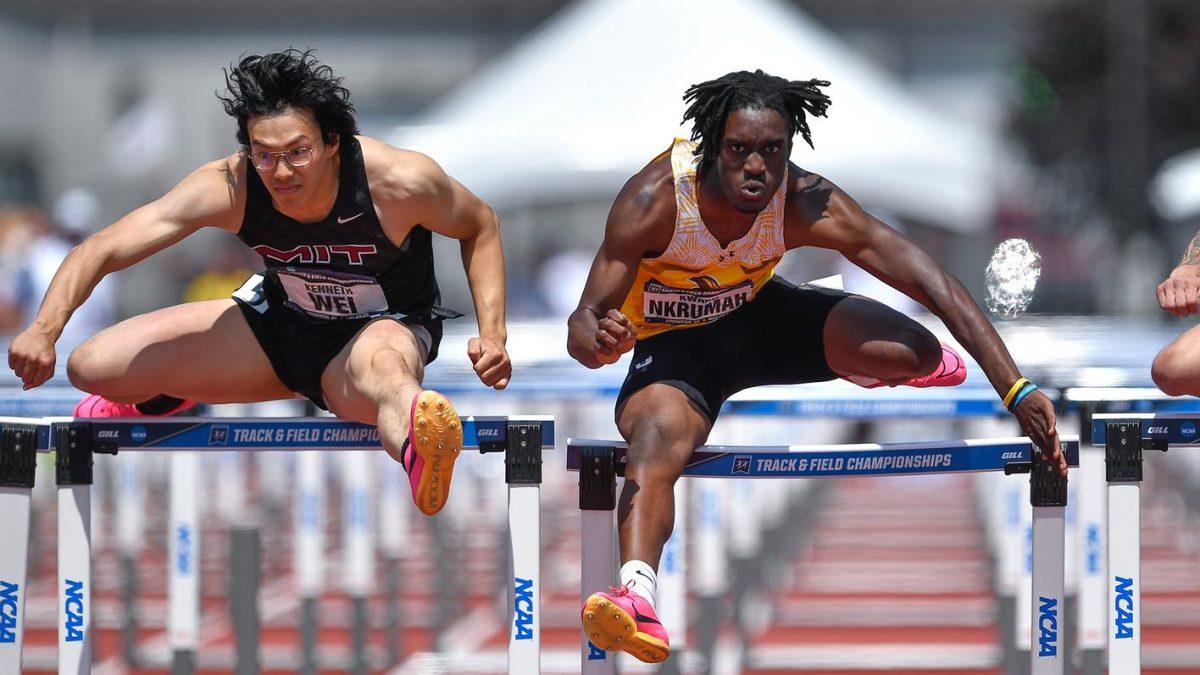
[218,49,358,148]
[682,69,831,170]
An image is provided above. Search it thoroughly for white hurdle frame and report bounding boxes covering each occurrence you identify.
[0,415,552,674]
[0,419,44,674]
[571,435,1078,675]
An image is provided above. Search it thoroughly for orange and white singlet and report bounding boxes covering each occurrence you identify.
[620,138,788,339]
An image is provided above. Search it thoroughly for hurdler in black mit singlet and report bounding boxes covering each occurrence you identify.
[231,136,459,408]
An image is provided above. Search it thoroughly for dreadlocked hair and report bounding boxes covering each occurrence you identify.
[682,69,831,170]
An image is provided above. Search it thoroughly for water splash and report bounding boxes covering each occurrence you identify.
[985,239,1042,319]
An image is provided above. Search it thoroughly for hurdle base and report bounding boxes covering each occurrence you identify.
[300,597,318,675]
[171,649,196,675]
[1080,648,1104,674]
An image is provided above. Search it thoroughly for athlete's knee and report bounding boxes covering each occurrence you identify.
[911,328,942,375]
[624,419,696,481]
[1152,346,1195,396]
[896,324,941,376]
[66,340,113,393]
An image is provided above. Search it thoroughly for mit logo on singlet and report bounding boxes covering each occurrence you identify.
[254,244,378,265]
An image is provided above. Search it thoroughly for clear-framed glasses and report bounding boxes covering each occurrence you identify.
[249,147,315,171]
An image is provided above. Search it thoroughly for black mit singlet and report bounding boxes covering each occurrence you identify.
[232,136,455,409]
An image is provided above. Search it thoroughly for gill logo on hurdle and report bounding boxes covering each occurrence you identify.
[0,581,18,643]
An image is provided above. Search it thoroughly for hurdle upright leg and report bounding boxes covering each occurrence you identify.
[579,444,617,675]
[0,424,39,674]
[57,424,94,675]
[295,451,325,675]
[1029,450,1068,675]
[168,453,200,674]
[506,423,543,673]
[1106,421,1143,674]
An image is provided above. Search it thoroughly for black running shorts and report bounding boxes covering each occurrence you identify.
[232,274,442,410]
[615,276,852,422]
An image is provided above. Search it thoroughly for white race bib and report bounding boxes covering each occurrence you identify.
[642,279,753,325]
[275,268,388,320]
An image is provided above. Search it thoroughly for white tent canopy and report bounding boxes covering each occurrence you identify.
[392,0,999,231]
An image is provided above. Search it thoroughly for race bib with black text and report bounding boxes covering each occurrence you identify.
[274,267,388,320]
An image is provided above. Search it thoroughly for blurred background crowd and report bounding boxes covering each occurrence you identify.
[0,0,1197,339]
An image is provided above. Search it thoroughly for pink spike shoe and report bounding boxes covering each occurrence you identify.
[844,342,967,389]
[73,394,196,418]
[400,390,462,516]
[581,583,670,664]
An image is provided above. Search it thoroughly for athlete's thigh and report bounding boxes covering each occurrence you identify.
[821,294,937,373]
[320,318,428,424]
[69,299,291,402]
[1155,322,1200,376]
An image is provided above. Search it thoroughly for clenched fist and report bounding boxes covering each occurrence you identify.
[8,327,57,390]
[467,336,511,390]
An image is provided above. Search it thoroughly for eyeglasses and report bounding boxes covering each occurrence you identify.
[250,147,315,171]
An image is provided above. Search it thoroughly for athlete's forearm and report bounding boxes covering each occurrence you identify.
[918,270,1023,395]
[1176,231,1200,271]
[29,242,111,341]
[459,217,507,343]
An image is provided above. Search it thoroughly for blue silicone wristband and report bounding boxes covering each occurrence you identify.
[1009,382,1038,411]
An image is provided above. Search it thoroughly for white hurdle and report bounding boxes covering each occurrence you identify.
[167,453,200,672]
[1089,412,1184,674]
[0,419,43,674]
[571,435,1078,674]
[0,414,553,674]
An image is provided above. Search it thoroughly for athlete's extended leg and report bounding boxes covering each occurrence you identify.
[66,299,293,404]
[615,385,712,568]
[320,318,461,515]
[823,296,947,385]
[581,384,710,663]
[1152,323,1200,396]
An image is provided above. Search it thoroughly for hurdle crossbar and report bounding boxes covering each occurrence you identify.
[569,436,1077,675]
[567,436,1079,478]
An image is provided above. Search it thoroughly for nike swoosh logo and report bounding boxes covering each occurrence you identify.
[337,212,364,224]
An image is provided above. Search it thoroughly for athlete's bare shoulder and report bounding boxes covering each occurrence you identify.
[357,135,448,206]
[606,151,677,257]
[151,152,247,233]
[782,160,870,249]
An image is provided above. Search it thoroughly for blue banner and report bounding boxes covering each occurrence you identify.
[567,439,1079,478]
[1091,416,1200,446]
[45,417,553,452]
[721,397,1004,418]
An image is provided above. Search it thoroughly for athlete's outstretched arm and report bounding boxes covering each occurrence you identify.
[1157,229,1200,316]
[379,150,510,389]
[789,173,1063,473]
[567,167,674,369]
[7,158,244,389]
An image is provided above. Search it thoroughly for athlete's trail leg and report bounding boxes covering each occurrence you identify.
[66,299,293,404]
[822,296,942,385]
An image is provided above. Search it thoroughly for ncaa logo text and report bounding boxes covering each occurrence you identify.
[1037,596,1058,657]
[0,581,19,643]
[513,577,534,640]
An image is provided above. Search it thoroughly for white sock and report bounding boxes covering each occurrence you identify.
[620,560,657,609]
